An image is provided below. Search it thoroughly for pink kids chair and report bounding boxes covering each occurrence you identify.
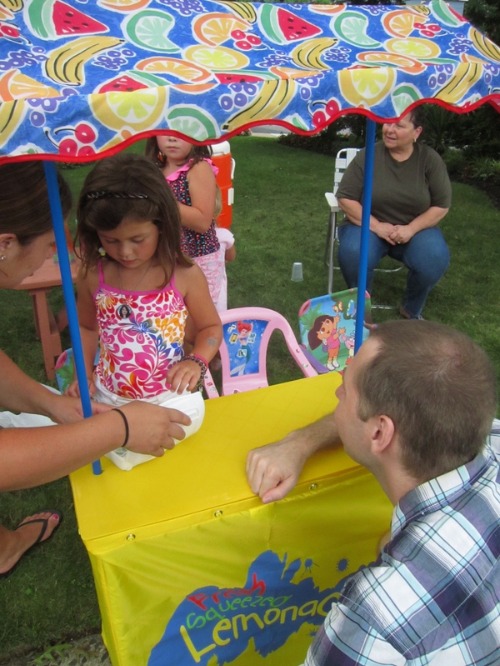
[204,307,317,398]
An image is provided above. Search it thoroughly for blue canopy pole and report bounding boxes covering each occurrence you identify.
[354,119,376,352]
[43,162,102,475]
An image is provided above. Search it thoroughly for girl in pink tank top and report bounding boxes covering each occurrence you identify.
[68,153,222,402]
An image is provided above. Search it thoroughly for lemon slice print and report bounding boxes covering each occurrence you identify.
[386,37,440,60]
[90,86,168,131]
[339,67,396,107]
[185,45,249,70]
[392,84,422,116]
[123,9,179,53]
[333,11,380,48]
[166,106,219,141]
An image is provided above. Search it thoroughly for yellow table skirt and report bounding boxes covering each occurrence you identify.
[70,373,392,666]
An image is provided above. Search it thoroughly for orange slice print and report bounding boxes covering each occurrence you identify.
[193,12,250,46]
[358,51,425,75]
[136,57,212,83]
[0,70,60,102]
[383,10,422,38]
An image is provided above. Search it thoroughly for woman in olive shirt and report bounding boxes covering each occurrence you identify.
[337,107,451,320]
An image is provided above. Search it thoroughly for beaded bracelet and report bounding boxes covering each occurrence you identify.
[113,408,130,448]
[183,353,208,379]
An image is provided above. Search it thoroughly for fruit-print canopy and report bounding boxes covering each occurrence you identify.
[1,1,499,476]
[0,0,499,162]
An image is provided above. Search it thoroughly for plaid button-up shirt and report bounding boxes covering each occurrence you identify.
[303,422,500,666]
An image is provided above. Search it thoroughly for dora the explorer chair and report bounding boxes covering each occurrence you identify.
[203,307,317,398]
[324,147,402,306]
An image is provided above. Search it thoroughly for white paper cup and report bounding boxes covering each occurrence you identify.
[291,262,303,281]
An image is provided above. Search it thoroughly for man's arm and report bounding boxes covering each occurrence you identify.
[246,413,340,503]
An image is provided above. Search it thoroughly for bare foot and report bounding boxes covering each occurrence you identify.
[0,511,61,576]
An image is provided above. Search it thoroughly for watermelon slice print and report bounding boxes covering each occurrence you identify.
[26,0,108,40]
[258,5,321,45]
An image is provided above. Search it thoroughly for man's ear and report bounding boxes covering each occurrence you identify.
[369,414,395,455]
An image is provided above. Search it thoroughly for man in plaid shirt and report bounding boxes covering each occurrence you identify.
[247,320,499,665]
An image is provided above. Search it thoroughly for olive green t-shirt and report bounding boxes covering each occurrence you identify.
[336,142,452,226]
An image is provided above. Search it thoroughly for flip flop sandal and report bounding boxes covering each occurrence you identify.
[0,510,63,580]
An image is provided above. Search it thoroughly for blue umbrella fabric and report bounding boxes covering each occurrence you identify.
[0,0,499,161]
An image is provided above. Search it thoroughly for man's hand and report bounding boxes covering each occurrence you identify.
[246,434,310,504]
[246,414,340,504]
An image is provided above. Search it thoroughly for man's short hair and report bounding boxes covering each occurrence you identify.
[356,320,496,481]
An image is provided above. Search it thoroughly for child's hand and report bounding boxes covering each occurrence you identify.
[66,377,97,399]
[167,360,202,394]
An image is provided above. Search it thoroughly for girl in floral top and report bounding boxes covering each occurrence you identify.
[69,153,221,403]
[145,136,224,306]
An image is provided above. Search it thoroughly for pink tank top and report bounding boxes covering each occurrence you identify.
[93,262,188,399]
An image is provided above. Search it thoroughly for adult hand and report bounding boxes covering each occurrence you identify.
[246,434,310,504]
[246,414,340,504]
[119,401,191,456]
[374,221,398,245]
[388,224,414,246]
[46,393,111,424]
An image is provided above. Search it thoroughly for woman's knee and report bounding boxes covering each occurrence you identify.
[407,230,449,273]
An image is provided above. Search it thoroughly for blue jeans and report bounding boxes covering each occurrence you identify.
[338,223,450,317]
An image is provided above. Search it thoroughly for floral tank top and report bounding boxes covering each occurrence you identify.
[165,159,220,258]
[93,262,188,399]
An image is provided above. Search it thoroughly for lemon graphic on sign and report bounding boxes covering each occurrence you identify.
[185,45,249,70]
[386,37,440,60]
[339,67,396,107]
[90,86,167,132]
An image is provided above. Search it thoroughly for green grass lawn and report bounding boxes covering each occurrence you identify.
[0,136,498,661]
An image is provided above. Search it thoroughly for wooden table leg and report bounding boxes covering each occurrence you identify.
[29,289,63,381]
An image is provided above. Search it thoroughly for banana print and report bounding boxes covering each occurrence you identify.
[290,37,338,70]
[218,0,257,24]
[0,0,23,11]
[436,62,484,104]
[44,36,123,86]
[0,100,25,147]
[224,78,297,132]
[0,0,497,158]
[469,26,500,62]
